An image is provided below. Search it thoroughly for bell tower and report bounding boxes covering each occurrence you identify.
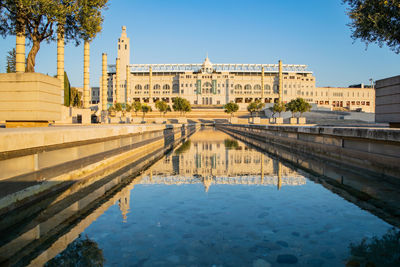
[117,26,130,102]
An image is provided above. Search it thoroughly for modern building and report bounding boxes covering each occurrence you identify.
[103,26,375,112]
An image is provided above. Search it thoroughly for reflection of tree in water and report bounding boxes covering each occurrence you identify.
[45,235,105,267]
[224,139,239,150]
[347,228,400,267]
[175,140,191,155]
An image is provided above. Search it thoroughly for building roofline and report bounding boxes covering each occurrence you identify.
[107,63,312,74]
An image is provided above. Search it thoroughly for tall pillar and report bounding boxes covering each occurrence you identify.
[149,66,152,102]
[57,30,65,105]
[16,30,25,73]
[115,58,120,103]
[261,66,264,100]
[83,41,90,108]
[278,60,283,102]
[102,53,108,111]
[126,65,130,103]
[277,162,282,190]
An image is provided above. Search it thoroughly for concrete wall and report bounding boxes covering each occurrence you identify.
[375,75,400,126]
[217,124,400,179]
[0,124,199,216]
[0,73,61,121]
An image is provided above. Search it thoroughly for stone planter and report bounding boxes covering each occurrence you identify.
[297,117,306,124]
[289,117,297,124]
[275,117,283,124]
[154,117,166,124]
[0,73,61,126]
[249,117,261,124]
[229,117,238,124]
[178,117,187,124]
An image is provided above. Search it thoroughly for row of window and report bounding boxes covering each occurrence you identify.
[316,100,370,106]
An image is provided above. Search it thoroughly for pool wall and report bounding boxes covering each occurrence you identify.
[217,124,400,179]
[0,124,200,216]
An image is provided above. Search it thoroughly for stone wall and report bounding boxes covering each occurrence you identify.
[217,124,400,179]
[0,73,61,122]
[0,124,199,216]
[375,75,400,127]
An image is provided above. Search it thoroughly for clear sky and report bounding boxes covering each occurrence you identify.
[0,0,399,88]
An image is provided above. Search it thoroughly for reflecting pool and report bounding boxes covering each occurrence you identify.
[2,128,399,266]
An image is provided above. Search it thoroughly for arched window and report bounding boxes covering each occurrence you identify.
[204,82,212,88]
[153,84,160,90]
[264,84,271,92]
[244,84,252,94]
[162,84,170,94]
[135,84,142,90]
[144,84,149,90]
[234,84,242,94]
[253,84,261,93]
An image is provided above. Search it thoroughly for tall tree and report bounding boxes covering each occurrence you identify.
[0,0,108,72]
[6,47,16,72]
[343,0,400,53]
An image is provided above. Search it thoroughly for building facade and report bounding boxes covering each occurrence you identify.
[104,27,375,112]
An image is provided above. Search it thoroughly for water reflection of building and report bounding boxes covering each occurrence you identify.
[119,183,134,223]
[144,130,306,191]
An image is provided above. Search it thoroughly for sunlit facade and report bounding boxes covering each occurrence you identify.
[102,27,375,112]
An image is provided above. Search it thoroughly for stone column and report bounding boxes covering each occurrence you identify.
[57,30,65,105]
[115,58,120,104]
[277,161,282,190]
[83,41,90,108]
[126,65,130,103]
[16,30,25,73]
[278,60,283,102]
[102,53,108,111]
[149,66,152,103]
[261,66,264,100]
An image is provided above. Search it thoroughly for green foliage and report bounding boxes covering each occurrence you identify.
[223,102,239,117]
[132,101,141,116]
[45,235,105,267]
[64,71,71,106]
[296,98,311,115]
[172,97,191,116]
[224,139,239,150]
[114,102,123,112]
[272,101,286,117]
[0,0,109,72]
[6,48,15,73]
[247,100,265,117]
[343,0,400,54]
[286,97,311,117]
[125,103,132,112]
[141,103,151,119]
[155,100,169,116]
[71,87,82,108]
[286,99,299,117]
[175,140,191,155]
[347,228,400,266]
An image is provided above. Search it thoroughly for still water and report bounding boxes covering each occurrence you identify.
[36,128,398,266]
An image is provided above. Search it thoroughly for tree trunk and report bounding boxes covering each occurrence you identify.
[26,40,40,72]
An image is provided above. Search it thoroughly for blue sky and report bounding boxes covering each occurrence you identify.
[0,0,398,87]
